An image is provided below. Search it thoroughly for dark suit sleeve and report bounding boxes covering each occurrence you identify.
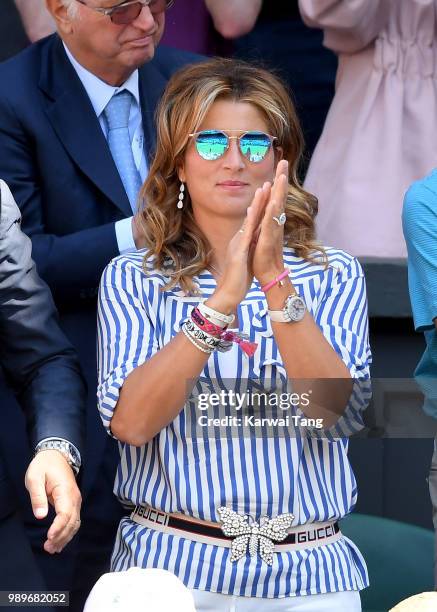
[0,92,119,304]
[0,181,86,452]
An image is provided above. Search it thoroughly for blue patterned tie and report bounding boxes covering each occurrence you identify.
[104,90,142,212]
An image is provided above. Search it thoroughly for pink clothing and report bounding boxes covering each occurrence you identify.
[300,0,437,258]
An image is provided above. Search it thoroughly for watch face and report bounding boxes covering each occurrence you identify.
[286,296,306,321]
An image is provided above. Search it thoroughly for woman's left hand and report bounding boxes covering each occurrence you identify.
[252,160,289,286]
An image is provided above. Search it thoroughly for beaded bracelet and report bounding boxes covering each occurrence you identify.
[198,302,235,326]
[181,325,214,354]
[183,320,221,350]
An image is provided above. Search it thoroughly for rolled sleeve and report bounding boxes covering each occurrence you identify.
[315,258,371,379]
[309,257,372,438]
[97,257,160,435]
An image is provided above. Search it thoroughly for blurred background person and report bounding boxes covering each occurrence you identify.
[403,170,437,587]
[205,0,337,170]
[14,0,56,42]
[301,0,437,258]
[161,0,226,56]
[0,0,55,62]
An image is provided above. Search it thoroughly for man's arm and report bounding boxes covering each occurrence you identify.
[0,180,86,447]
[14,0,56,41]
[204,0,262,39]
[0,180,85,552]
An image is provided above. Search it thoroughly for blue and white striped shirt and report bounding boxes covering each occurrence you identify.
[97,246,371,598]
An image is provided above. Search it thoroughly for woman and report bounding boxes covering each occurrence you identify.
[300,0,437,258]
[97,58,371,610]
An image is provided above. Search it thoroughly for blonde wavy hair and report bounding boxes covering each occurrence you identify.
[138,58,324,293]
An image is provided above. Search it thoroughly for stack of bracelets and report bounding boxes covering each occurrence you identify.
[181,303,258,357]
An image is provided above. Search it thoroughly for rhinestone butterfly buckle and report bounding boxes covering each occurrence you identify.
[217,507,295,565]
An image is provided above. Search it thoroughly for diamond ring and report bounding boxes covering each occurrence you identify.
[272,212,286,226]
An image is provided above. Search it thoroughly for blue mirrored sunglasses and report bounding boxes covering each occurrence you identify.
[189,130,277,163]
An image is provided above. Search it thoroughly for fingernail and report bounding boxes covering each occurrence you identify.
[35,507,46,518]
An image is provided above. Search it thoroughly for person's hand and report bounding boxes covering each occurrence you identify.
[25,450,82,554]
[252,160,289,286]
[206,183,271,314]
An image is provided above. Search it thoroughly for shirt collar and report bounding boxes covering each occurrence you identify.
[63,42,140,118]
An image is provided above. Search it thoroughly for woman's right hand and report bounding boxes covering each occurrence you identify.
[205,183,270,315]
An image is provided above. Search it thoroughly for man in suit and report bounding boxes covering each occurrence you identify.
[0,179,85,605]
[0,0,199,607]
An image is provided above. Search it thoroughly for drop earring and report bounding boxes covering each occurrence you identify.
[177,182,185,209]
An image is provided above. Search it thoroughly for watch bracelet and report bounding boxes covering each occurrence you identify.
[35,439,81,475]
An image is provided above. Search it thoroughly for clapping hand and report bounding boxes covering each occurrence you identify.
[207,160,289,314]
[252,160,289,287]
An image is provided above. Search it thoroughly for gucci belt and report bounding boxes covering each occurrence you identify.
[130,505,341,565]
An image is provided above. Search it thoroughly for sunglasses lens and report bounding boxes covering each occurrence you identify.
[195,131,228,161]
[111,0,170,22]
[240,132,272,162]
[111,4,142,24]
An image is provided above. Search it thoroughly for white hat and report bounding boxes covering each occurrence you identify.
[390,592,437,611]
[83,567,196,612]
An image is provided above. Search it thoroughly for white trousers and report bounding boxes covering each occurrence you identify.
[191,589,361,612]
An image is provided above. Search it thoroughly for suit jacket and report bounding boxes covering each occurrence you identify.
[0,180,85,518]
[0,33,199,306]
[0,34,200,496]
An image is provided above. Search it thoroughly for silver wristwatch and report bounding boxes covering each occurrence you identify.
[268,293,307,323]
[35,438,81,476]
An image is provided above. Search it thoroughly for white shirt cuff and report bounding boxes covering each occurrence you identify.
[115,217,137,254]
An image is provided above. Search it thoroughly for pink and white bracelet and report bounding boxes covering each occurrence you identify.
[191,307,225,337]
[187,307,258,357]
[197,302,235,326]
[261,268,290,293]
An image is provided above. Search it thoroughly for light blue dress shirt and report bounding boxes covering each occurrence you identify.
[64,43,148,254]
